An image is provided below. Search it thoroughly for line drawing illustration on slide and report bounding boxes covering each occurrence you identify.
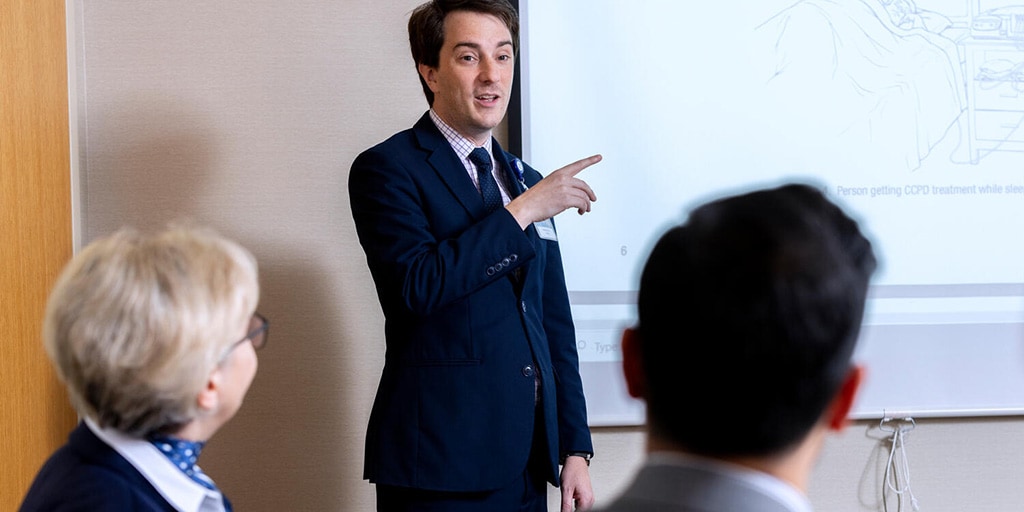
[754,0,1024,169]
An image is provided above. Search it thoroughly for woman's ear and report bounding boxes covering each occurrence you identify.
[196,368,222,413]
[621,327,647,399]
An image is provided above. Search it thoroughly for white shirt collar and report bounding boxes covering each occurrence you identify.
[429,109,492,159]
[647,451,813,512]
[85,418,226,512]
[429,109,512,202]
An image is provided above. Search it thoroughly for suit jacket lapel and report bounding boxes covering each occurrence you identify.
[492,138,525,199]
[411,113,487,216]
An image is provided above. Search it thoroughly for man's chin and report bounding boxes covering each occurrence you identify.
[471,115,504,132]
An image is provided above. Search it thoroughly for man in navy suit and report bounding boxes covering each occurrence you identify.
[600,184,877,512]
[348,0,601,510]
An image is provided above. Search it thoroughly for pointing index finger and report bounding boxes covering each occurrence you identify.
[558,154,603,177]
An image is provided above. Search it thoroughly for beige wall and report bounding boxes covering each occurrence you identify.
[70,1,1024,511]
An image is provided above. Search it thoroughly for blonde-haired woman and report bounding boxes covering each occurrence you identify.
[20,224,265,512]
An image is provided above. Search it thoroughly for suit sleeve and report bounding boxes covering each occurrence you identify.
[543,231,593,455]
[514,162,593,457]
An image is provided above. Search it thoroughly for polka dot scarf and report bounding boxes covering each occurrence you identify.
[148,435,217,491]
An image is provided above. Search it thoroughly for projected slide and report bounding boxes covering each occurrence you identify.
[520,0,1024,424]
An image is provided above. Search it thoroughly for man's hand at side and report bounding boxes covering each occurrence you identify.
[560,456,594,511]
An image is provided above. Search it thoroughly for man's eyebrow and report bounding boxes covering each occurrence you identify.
[452,40,514,51]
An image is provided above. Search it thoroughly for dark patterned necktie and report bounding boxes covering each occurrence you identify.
[469,147,502,213]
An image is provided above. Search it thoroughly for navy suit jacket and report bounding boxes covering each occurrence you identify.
[349,112,593,492]
[20,422,233,512]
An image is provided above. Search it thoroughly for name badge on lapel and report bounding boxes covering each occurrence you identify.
[534,219,557,241]
[510,157,527,195]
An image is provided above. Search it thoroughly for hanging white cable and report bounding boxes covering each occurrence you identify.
[881,417,919,512]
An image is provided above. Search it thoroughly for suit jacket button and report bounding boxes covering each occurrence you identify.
[522,365,535,377]
[486,266,496,276]
[501,257,510,266]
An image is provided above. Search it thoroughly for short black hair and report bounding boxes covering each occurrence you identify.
[636,183,876,457]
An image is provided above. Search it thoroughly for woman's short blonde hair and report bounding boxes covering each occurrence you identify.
[43,224,259,437]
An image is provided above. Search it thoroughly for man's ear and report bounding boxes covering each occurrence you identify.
[418,63,440,94]
[825,365,864,431]
[621,327,647,399]
[196,368,223,413]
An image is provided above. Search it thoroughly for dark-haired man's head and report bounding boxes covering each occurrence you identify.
[622,183,876,468]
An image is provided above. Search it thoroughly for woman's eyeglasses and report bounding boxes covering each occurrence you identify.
[221,312,269,361]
